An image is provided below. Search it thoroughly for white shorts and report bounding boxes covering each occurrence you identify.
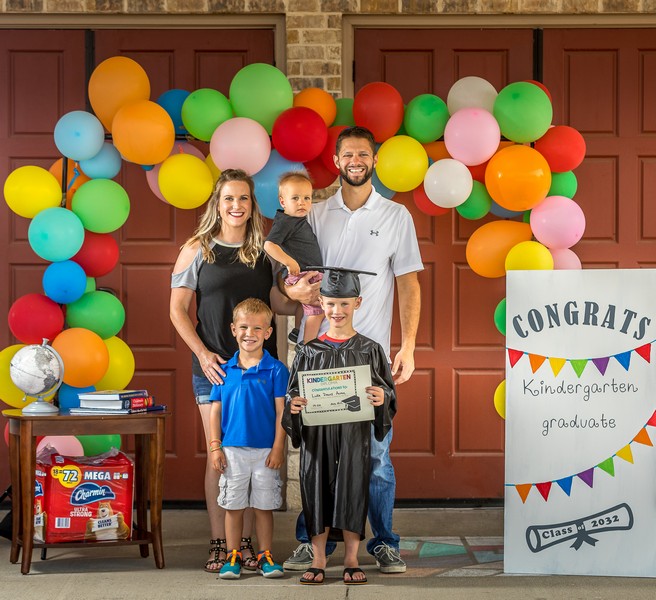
[217,447,282,511]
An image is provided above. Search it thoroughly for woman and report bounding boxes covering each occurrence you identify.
[170,169,291,572]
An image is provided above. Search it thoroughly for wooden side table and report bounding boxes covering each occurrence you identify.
[2,409,168,574]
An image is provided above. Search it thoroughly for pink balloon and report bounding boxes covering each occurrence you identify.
[444,108,500,166]
[550,248,582,270]
[210,117,271,175]
[146,142,205,202]
[37,435,84,456]
[530,195,586,249]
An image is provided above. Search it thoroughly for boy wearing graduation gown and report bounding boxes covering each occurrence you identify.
[282,267,397,585]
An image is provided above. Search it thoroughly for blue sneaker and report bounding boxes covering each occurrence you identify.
[257,550,284,578]
[219,550,242,579]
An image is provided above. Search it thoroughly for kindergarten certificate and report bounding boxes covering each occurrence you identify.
[299,365,374,426]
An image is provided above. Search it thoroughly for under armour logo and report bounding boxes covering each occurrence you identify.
[370,230,379,236]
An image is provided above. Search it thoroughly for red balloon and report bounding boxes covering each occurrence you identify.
[272,107,328,163]
[8,293,65,344]
[525,80,552,102]
[353,82,404,143]
[468,160,489,183]
[72,231,119,277]
[320,125,347,175]
[304,157,338,189]
[534,125,586,173]
[413,183,450,217]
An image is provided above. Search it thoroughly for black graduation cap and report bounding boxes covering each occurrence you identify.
[306,265,377,298]
[341,395,361,412]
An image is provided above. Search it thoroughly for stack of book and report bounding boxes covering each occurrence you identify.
[69,389,167,415]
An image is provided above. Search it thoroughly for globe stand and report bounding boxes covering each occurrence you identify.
[22,395,59,415]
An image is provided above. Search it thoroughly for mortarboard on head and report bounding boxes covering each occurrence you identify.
[306,265,377,298]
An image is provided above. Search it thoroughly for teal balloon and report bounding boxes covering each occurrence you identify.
[181,88,232,142]
[548,170,578,198]
[456,181,492,220]
[333,98,355,126]
[77,434,122,456]
[493,82,553,143]
[494,298,507,336]
[28,207,85,262]
[65,290,125,339]
[229,63,293,134]
[71,179,130,233]
[404,94,449,143]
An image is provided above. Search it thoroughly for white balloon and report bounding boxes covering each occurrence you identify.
[423,159,473,209]
[447,76,498,114]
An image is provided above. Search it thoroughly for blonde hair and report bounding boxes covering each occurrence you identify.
[183,169,264,268]
[279,170,313,189]
[232,297,273,325]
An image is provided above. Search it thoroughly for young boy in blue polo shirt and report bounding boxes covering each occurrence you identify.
[209,298,289,580]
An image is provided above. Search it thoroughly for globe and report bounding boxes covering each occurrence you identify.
[9,340,64,414]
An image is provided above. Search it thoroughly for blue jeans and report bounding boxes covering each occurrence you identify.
[295,425,400,555]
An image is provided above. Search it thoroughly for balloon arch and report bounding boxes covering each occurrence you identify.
[1,57,587,449]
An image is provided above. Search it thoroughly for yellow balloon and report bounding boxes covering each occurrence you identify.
[493,379,506,419]
[375,135,428,192]
[4,166,62,218]
[205,154,221,184]
[505,240,554,271]
[95,336,136,391]
[159,153,214,209]
[0,344,27,408]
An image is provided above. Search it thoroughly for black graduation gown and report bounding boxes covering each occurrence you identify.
[282,334,396,541]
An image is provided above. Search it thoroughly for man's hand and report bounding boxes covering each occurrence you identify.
[284,271,321,305]
[391,347,415,385]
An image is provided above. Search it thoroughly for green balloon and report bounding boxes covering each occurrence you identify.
[523,210,531,223]
[84,277,96,294]
[494,298,507,336]
[493,82,553,143]
[404,94,449,143]
[78,434,122,456]
[548,170,578,198]
[456,181,492,220]
[333,98,355,126]
[65,291,126,339]
[181,88,232,142]
[72,179,130,233]
[229,63,293,134]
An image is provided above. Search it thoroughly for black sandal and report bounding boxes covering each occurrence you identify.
[300,567,325,585]
[204,538,227,572]
[343,567,367,585]
[239,536,258,571]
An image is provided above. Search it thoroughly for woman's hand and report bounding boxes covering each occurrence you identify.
[289,396,307,415]
[366,386,385,406]
[199,349,227,385]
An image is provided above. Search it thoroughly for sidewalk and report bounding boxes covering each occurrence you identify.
[0,506,654,599]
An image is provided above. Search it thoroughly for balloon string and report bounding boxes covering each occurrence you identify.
[67,165,80,191]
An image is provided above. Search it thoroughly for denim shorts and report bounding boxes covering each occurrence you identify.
[192,373,213,405]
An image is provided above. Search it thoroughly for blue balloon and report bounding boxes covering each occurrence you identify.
[28,207,85,261]
[54,110,105,161]
[42,260,87,304]
[490,200,524,219]
[79,143,122,179]
[253,150,304,218]
[58,383,95,410]
[157,89,190,135]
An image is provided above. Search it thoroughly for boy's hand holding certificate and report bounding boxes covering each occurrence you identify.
[299,365,374,426]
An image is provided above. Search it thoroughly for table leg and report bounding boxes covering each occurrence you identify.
[19,421,35,575]
[134,433,149,558]
[149,416,166,568]
[8,428,20,564]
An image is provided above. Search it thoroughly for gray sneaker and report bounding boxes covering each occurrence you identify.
[283,543,314,571]
[373,543,407,573]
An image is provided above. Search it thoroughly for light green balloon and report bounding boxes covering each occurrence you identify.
[181,88,232,142]
[65,291,125,339]
[229,63,293,134]
[493,82,553,143]
[71,179,130,233]
[404,94,449,143]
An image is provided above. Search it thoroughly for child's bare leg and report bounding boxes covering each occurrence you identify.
[253,508,273,551]
[303,314,324,343]
[301,528,329,582]
[224,508,245,554]
[343,530,366,582]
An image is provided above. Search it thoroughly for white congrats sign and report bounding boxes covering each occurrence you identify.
[505,269,656,577]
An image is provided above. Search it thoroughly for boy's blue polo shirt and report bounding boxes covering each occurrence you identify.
[209,350,289,448]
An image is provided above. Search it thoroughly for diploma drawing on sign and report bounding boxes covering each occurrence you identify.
[299,365,374,426]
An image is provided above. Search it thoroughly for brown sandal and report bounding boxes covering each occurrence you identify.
[240,536,258,571]
[204,538,227,572]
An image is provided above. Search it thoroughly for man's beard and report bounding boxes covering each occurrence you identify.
[339,164,374,187]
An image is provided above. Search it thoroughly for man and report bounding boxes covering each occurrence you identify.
[282,126,422,574]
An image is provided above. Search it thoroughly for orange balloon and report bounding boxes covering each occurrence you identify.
[88,56,151,131]
[49,158,91,208]
[485,145,551,211]
[466,220,533,278]
[112,100,175,165]
[423,141,451,162]
[293,88,337,127]
[51,328,109,388]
